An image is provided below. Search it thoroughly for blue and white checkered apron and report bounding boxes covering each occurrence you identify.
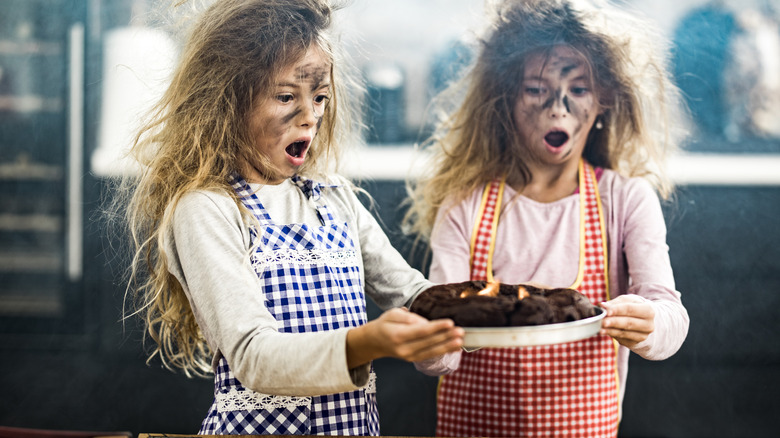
[199,173,379,436]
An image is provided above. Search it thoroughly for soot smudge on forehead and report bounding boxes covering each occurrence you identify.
[560,63,578,78]
[295,62,330,88]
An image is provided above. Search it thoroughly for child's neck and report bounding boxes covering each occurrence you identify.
[520,160,580,203]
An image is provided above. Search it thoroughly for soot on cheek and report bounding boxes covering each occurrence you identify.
[520,107,541,126]
[562,92,591,124]
[281,108,302,125]
[567,100,591,136]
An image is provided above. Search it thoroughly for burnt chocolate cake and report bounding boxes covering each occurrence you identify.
[410,281,597,327]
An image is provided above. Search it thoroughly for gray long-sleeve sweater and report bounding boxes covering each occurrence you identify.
[164,176,432,396]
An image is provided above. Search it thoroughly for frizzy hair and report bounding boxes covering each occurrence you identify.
[404,0,688,240]
[112,0,362,377]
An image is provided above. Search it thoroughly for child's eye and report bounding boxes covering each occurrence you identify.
[524,86,544,95]
[276,94,293,103]
[570,87,589,96]
[314,94,330,104]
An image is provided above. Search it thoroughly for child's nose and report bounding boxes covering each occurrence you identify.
[299,103,319,127]
[549,94,570,118]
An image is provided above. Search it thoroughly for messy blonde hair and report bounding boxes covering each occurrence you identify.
[405,0,688,239]
[113,0,361,377]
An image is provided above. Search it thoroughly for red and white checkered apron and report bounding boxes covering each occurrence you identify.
[436,159,619,437]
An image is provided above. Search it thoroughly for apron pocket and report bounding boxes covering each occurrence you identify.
[216,388,312,435]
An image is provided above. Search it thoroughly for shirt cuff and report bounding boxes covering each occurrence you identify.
[349,363,371,386]
[413,350,462,376]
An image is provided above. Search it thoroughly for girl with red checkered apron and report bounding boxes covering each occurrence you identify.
[435,160,619,437]
[405,1,690,436]
[119,0,464,435]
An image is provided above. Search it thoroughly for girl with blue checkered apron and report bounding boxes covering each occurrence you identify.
[120,0,464,435]
[406,1,690,436]
[197,174,382,435]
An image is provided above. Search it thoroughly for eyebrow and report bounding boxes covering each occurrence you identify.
[275,81,331,89]
[522,73,589,82]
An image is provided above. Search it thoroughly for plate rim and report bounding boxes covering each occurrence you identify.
[461,305,605,334]
[460,306,606,348]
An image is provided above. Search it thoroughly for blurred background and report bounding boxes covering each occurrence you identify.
[0,0,778,436]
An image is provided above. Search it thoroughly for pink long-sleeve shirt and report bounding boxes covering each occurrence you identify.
[416,168,689,408]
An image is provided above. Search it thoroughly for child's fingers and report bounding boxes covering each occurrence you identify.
[600,312,653,347]
[400,321,462,345]
[600,326,648,343]
[373,310,460,353]
[382,307,449,326]
[400,329,465,361]
[419,318,457,333]
[601,314,653,334]
[410,336,465,361]
[388,307,472,332]
[601,297,654,318]
[599,298,655,347]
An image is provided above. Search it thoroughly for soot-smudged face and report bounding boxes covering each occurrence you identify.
[245,46,331,184]
[513,45,600,169]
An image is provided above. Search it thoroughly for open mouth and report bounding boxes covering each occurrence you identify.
[285,140,307,158]
[544,130,569,148]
